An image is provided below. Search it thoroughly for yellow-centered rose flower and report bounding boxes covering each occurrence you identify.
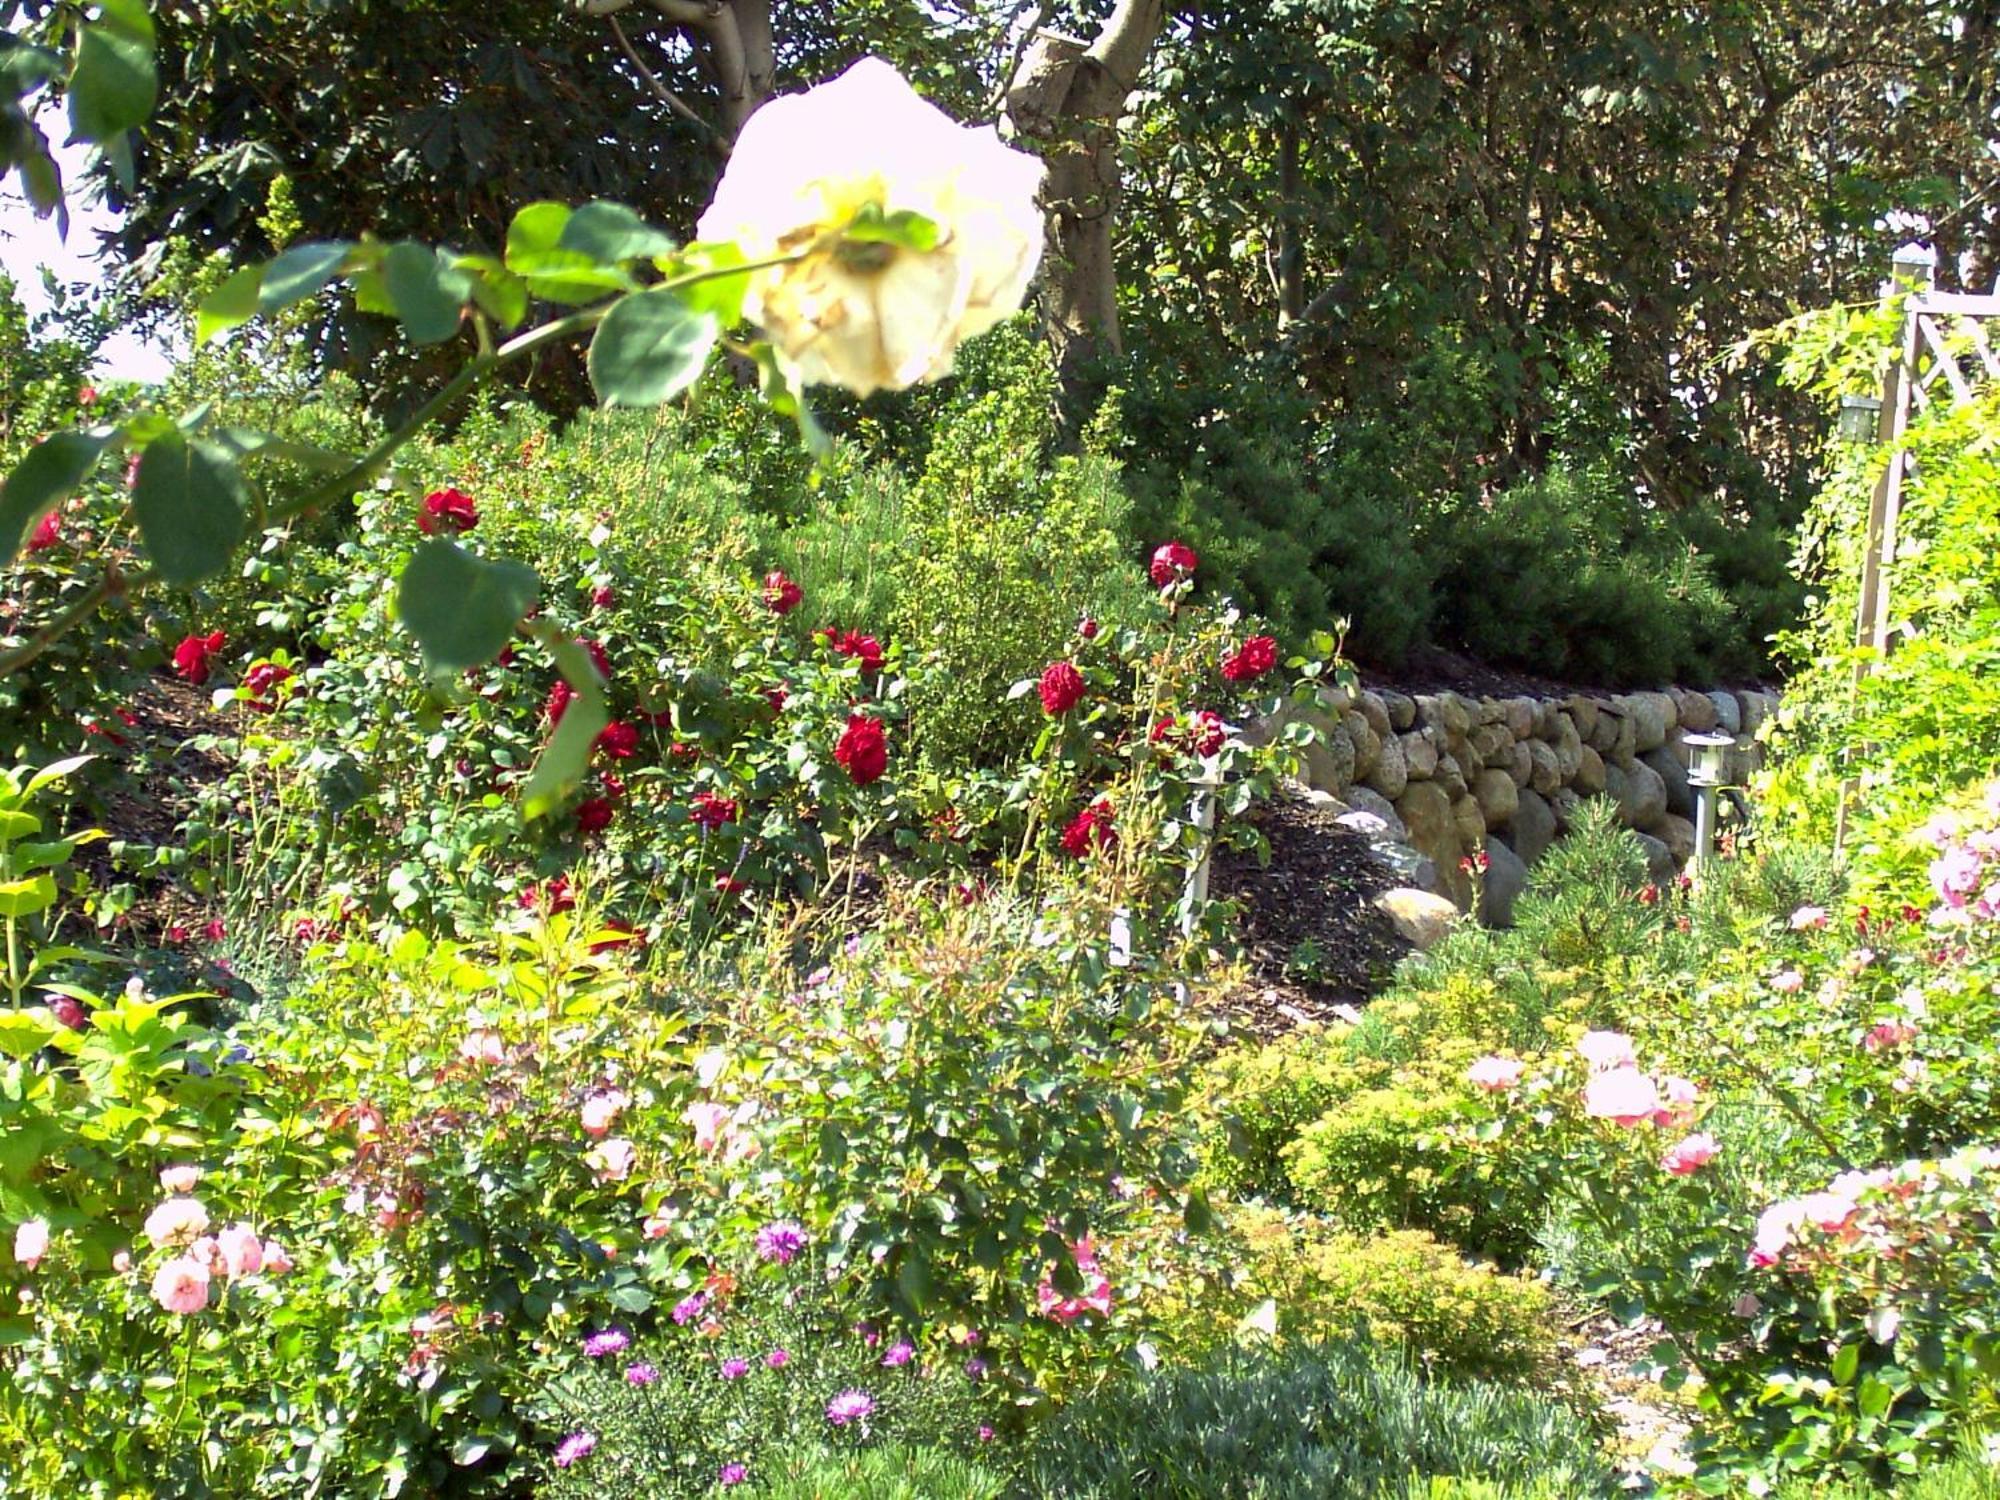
[696,57,1045,397]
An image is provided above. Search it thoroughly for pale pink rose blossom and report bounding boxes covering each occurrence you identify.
[12,1218,49,1270]
[1652,1075,1700,1128]
[215,1223,264,1279]
[1750,1199,1807,1267]
[1582,1066,1660,1127]
[1467,1056,1525,1092]
[1788,905,1830,930]
[686,1101,731,1153]
[1862,1020,1918,1053]
[151,1255,212,1314]
[1798,1191,1858,1235]
[641,1208,676,1240]
[1576,1031,1636,1071]
[112,1249,133,1273]
[158,1165,202,1194]
[460,1028,506,1066]
[261,1241,294,1276]
[143,1197,211,1248]
[1771,969,1805,994]
[584,1138,637,1182]
[580,1089,630,1139]
[1661,1133,1719,1176]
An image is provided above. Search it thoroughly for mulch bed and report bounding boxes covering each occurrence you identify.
[1208,785,1413,1037]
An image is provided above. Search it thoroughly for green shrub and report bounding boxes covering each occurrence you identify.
[1197,1028,1382,1197]
[1019,1338,1613,1499]
[1233,1212,1560,1384]
[1283,1073,1542,1263]
[755,1443,1006,1499]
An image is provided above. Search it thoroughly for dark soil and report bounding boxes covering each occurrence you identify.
[1209,785,1412,1037]
[1363,645,1775,704]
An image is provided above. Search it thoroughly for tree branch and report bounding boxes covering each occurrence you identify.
[607,12,717,139]
[1087,0,1165,96]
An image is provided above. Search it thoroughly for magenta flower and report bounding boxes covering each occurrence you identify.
[966,1356,989,1380]
[672,1291,709,1325]
[553,1431,597,1468]
[755,1219,809,1265]
[624,1362,659,1386]
[719,1357,750,1380]
[719,1462,749,1487]
[582,1327,631,1358]
[826,1388,875,1427]
[766,1347,791,1369]
[881,1340,914,1368]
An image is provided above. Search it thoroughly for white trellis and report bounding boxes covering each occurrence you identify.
[1837,245,2000,851]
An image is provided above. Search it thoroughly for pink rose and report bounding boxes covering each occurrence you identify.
[215,1223,264,1279]
[1862,1020,1918,1053]
[1652,1075,1700,1128]
[1576,1031,1636,1071]
[1798,1190,1858,1235]
[1788,905,1829,930]
[1466,1056,1525,1093]
[686,1101,730,1154]
[1582,1067,1660,1127]
[1661,1133,1719,1176]
[1749,1199,1806,1267]
[584,1138,636,1182]
[151,1255,212,1315]
[1771,969,1805,994]
[580,1089,630,1139]
[261,1241,294,1277]
[460,1028,507,1066]
[13,1218,49,1270]
[158,1165,202,1194]
[143,1197,211,1248]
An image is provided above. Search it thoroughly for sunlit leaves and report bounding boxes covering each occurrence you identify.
[0,430,109,564]
[66,0,156,146]
[381,242,472,345]
[130,432,250,584]
[520,631,609,821]
[395,541,538,672]
[588,288,718,407]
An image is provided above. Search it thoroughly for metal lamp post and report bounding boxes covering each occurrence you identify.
[1684,731,1736,872]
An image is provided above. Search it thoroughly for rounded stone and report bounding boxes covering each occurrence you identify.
[1436,694,1473,738]
[1364,729,1410,800]
[1706,691,1742,735]
[1395,780,1470,909]
[1358,691,1393,739]
[1626,692,1676,752]
[1345,710,1382,782]
[1512,787,1558,865]
[1566,696,1600,742]
[1381,690,1417,731]
[1506,740,1534,788]
[1401,729,1439,781]
[1587,707,1620,753]
[1737,691,1771,736]
[1527,738,1562,794]
[1342,786,1407,840]
[1549,786,1584,829]
[1478,836,1529,928]
[1618,759,1668,827]
[1503,697,1535,740]
[1473,767,1520,829]
[1304,722,1356,794]
[1373,888,1461,950]
[1652,812,1697,865]
[1434,752,1468,799]
[1553,715,1584,780]
[1451,792,1487,848]
[1640,745,1694,820]
[1574,745,1607,795]
[1674,691,1718,733]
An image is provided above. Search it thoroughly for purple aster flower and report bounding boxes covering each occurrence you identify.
[854,1320,880,1348]
[553,1431,597,1468]
[754,1219,809,1265]
[765,1347,791,1370]
[978,1424,995,1442]
[881,1340,914,1368]
[826,1388,875,1427]
[719,1462,749,1487]
[965,1356,989,1380]
[624,1362,659,1386]
[671,1291,709,1325]
[581,1327,630,1358]
[719,1356,750,1380]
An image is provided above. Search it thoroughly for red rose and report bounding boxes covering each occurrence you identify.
[1149,541,1197,588]
[1220,635,1277,683]
[518,876,575,913]
[1187,710,1226,756]
[714,875,746,896]
[830,630,883,674]
[77,386,99,408]
[26,511,61,552]
[690,789,740,829]
[1060,799,1117,858]
[589,919,642,955]
[545,680,575,727]
[172,631,228,686]
[668,739,699,762]
[243,660,293,711]
[1038,661,1086,715]
[1149,715,1177,745]
[763,570,804,615]
[596,721,640,760]
[82,717,127,747]
[576,798,615,834]
[833,713,888,786]
[1078,616,1099,640]
[591,584,616,610]
[600,771,626,799]
[418,487,479,535]
[49,995,87,1030]
[201,918,226,943]
[114,706,140,730]
[765,684,789,713]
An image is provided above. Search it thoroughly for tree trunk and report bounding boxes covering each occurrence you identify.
[584,0,775,141]
[1003,0,1166,395]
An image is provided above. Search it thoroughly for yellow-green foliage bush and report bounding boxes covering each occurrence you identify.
[1238,1216,1560,1385]
[1282,1068,1543,1263]
[1197,1027,1381,1196]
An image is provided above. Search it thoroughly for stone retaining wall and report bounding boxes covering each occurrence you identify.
[1268,683,1779,919]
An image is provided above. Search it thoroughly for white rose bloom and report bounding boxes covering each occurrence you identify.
[696,56,1045,397]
